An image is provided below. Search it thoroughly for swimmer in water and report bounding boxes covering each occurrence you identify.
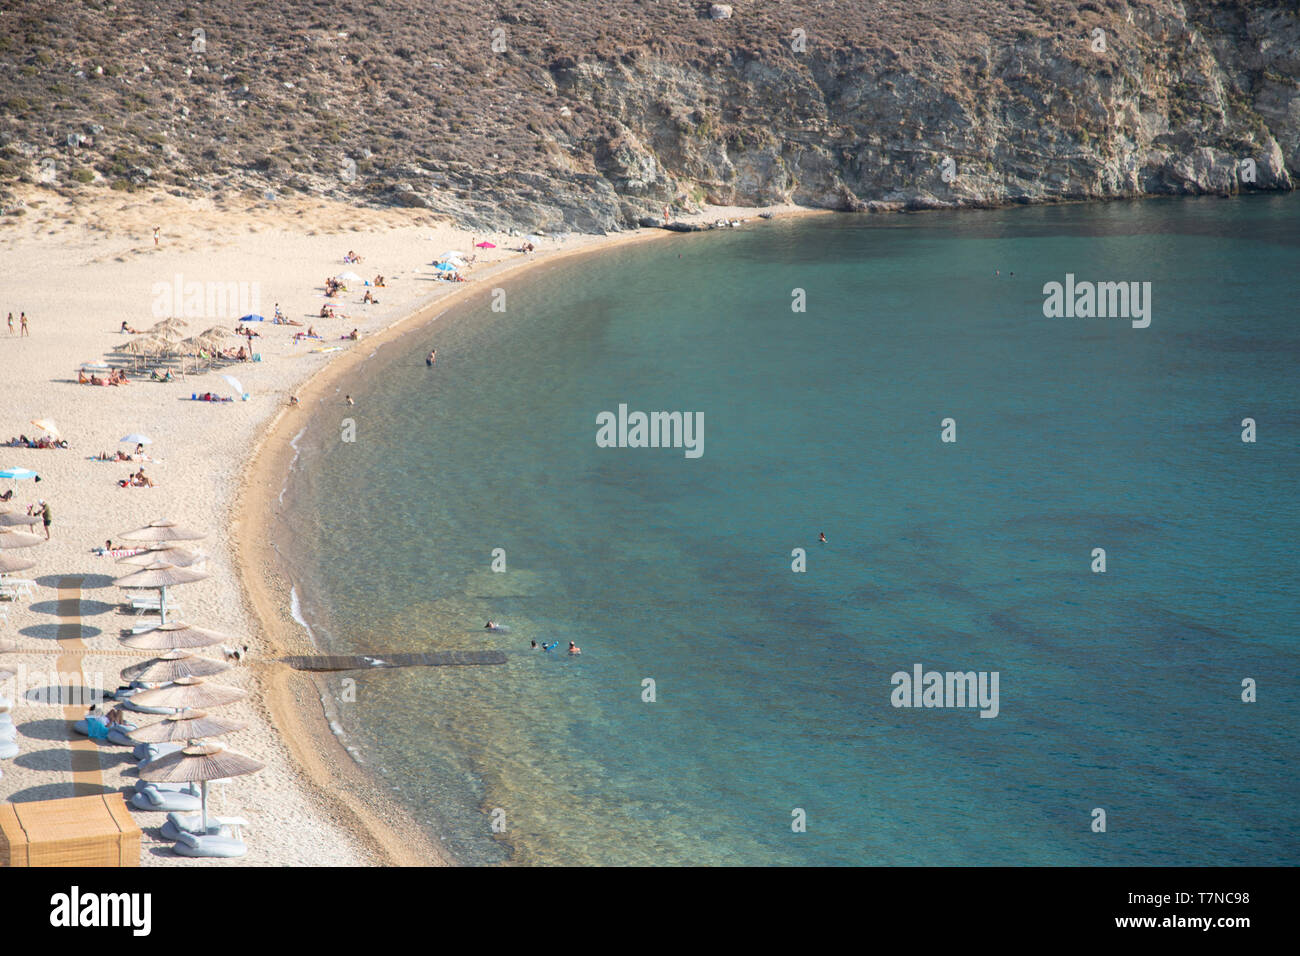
[427,350,436,367]
[568,641,581,656]
[530,640,538,650]
[819,532,827,543]
[542,641,558,652]
[485,620,495,629]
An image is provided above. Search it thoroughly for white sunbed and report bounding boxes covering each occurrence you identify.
[0,578,35,600]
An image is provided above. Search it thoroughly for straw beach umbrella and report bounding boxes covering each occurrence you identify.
[118,519,207,544]
[129,676,246,711]
[121,651,230,683]
[117,545,205,568]
[0,528,43,550]
[139,742,263,833]
[0,553,36,573]
[0,510,41,528]
[119,620,233,651]
[127,709,246,744]
[115,561,209,624]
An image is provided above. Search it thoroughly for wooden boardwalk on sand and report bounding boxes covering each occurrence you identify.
[281,650,507,672]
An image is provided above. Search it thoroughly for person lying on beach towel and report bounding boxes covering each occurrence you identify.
[150,369,175,382]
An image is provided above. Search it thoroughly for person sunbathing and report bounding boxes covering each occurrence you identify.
[319,305,331,318]
[374,275,385,287]
[343,328,359,340]
[120,321,141,333]
[89,374,104,386]
[0,489,12,502]
[307,326,316,338]
[78,370,90,384]
[362,290,376,304]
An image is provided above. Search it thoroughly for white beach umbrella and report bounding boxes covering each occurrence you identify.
[221,374,246,399]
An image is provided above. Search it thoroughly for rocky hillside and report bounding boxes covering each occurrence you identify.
[0,0,1295,231]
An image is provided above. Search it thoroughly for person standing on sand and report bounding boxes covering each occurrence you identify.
[38,500,51,540]
[19,313,28,337]
[345,395,354,406]
[153,226,160,246]
[6,313,12,335]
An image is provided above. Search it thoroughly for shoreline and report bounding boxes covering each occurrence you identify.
[229,203,831,865]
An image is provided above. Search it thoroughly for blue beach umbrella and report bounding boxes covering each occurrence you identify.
[433,262,456,272]
[0,468,38,481]
[238,314,264,322]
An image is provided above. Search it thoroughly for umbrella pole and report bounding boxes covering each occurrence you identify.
[159,584,168,625]
[201,778,209,833]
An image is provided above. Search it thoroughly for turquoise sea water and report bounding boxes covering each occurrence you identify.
[279,196,1300,865]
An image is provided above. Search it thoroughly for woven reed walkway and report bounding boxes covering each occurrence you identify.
[55,575,104,796]
[282,650,507,671]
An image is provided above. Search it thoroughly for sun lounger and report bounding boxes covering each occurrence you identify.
[132,740,184,763]
[0,724,16,743]
[130,784,202,812]
[0,693,11,711]
[0,578,35,599]
[0,712,13,727]
[171,831,247,858]
[0,740,18,760]
[133,780,197,795]
[161,812,249,841]
[72,717,137,742]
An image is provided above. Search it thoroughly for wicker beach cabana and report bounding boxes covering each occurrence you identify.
[0,793,140,866]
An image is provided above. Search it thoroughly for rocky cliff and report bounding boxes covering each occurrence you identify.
[0,0,1295,231]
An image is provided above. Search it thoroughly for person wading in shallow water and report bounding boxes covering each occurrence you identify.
[426,350,436,367]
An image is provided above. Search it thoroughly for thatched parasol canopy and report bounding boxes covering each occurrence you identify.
[0,510,42,528]
[121,651,230,683]
[117,546,205,568]
[115,562,209,590]
[127,709,247,744]
[138,741,264,833]
[128,676,246,711]
[117,519,207,543]
[119,621,232,651]
[0,528,43,550]
[0,553,36,574]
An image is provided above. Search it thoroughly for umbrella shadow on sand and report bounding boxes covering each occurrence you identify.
[12,718,79,742]
[25,599,117,617]
[35,573,116,590]
[19,623,103,640]
[3,781,116,802]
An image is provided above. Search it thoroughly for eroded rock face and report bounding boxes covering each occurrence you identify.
[547,3,1297,228]
[1,0,1295,232]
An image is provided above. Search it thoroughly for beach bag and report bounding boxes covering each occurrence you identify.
[85,715,109,740]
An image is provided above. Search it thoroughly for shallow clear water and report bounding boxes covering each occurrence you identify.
[279,196,1300,865]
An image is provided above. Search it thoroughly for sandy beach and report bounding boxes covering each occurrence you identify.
[0,186,822,866]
